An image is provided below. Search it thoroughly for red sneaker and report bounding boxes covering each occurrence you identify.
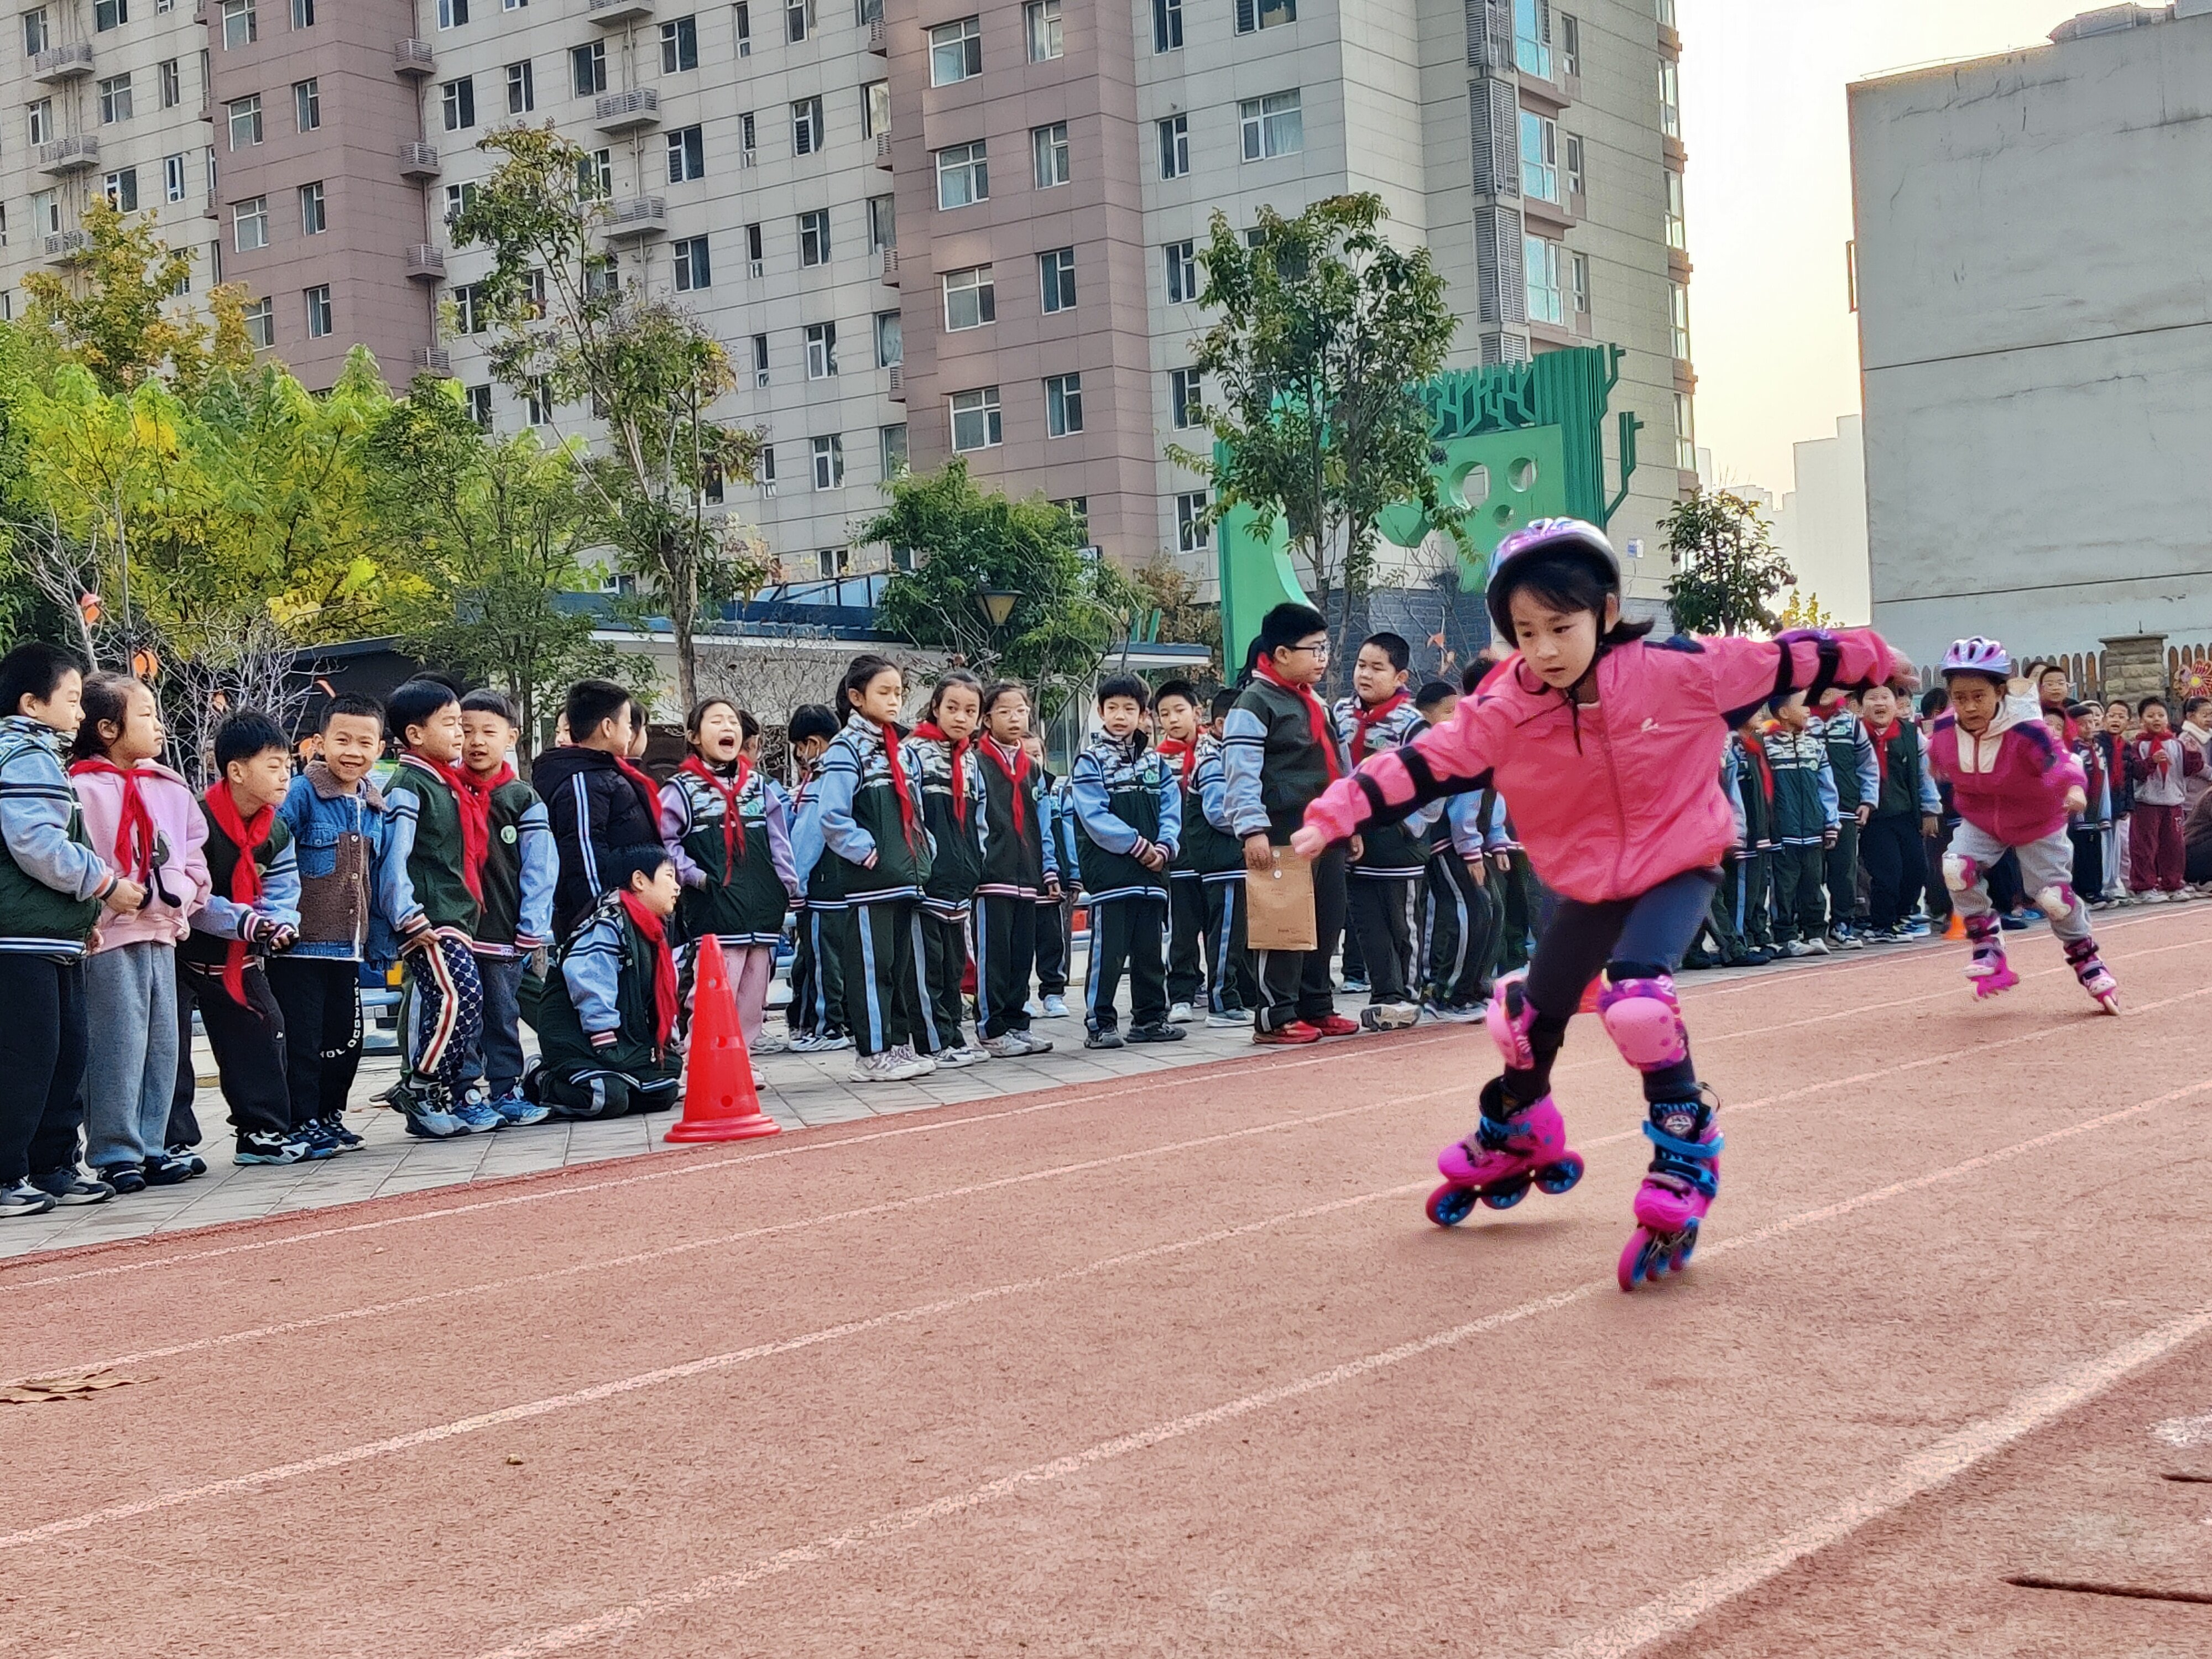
[1254,1021,1322,1046]
[1314,1014,1361,1037]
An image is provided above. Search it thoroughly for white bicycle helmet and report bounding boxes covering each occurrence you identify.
[1484,518,1621,640]
[1940,637,2010,680]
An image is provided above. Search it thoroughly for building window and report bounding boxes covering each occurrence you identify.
[868,194,896,251]
[734,0,751,49]
[1164,239,1197,303]
[1170,367,1202,429]
[232,196,268,251]
[1239,91,1301,161]
[243,296,274,349]
[660,14,698,71]
[299,180,325,233]
[441,77,476,131]
[950,387,1001,452]
[1520,111,1557,202]
[880,423,908,478]
[797,207,830,265]
[304,284,332,338]
[23,8,48,54]
[667,124,705,180]
[453,282,487,333]
[1524,234,1564,325]
[28,99,54,147]
[92,0,124,25]
[467,384,494,428]
[1024,0,1060,61]
[159,59,182,108]
[792,96,823,155]
[437,0,468,26]
[758,445,776,490]
[505,60,533,113]
[811,435,844,489]
[1571,251,1590,316]
[221,0,255,48]
[1158,114,1188,180]
[291,0,314,23]
[815,547,849,577]
[805,321,838,378]
[577,147,613,199]
[935,140,988,209]
[1656,0,1675,22]
[863,79,890,139]
[745,221,765,274]
[1658,58,1680,138]
[227,95,262,149]
[1664,168,1685,249]
[30,190,60,238]
[1031,122,1070,189]
[752,332,770,383]
[1670,280,1691,360]
[1234,0,1292,31]
[1176,491,1209,553]
[163,152,187,202]
[528,380,553,426]
[1559,12,1579,75]
[97,73,133,125]
[1038,247,1075,313]
[102,169,139,211]
[571,41,606,96]
[739,109,757,158]
[1564,132,1584,197]
[671,234,711,290]
[1044,373,1082,438]
[942,264,994,330]
[930,15,982,84]
[874,310,902,367]
[1674,391,1695,472]
[1152,0,1181,51]
[1514,0,1549,77]
[785,0,811,41]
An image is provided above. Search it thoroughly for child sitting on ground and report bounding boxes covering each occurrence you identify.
[526,843,685,1118]
[458,690,556,1124]
[1069,675,1182,1050]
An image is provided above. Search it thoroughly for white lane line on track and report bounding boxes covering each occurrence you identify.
[453,1073,2212,1659]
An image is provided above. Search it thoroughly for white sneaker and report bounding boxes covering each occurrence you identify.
[1024,997,1046,1018]
[1206,1009,1254,1029]
[750,1034,787,1055]
[2143,889,2170,904]
[895,1042,937,1077]
[849,1051,904,1083]
[981,1034,1025,1058]
[1166,1001,1197,1024]
[933,1044,988,1069]
[1359,1000,1422,1032]
[1424,1000,1486,1025]
[1014,1029,1055,1054]
[1041,994,1070,1019]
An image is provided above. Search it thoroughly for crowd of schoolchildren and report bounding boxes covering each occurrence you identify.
[5,615,2209,1219]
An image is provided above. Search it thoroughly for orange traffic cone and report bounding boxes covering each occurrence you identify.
[1944,912,1967,940]
[666,935,781,1143]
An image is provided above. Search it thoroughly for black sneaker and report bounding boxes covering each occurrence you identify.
[164,1146,208,1177]
[1,1180,57,1218]
[143,1153,197,1186]
[235,1131,315,1166]
[32,1169,114,1206]
[95,1162,148,1196]
[323,1115,363,1149]
[1084,1028,1125,1050]
[1125,1022,1186,1044]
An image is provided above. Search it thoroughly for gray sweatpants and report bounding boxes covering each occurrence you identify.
[82,940,181,1171]
[1946,823,2091,943]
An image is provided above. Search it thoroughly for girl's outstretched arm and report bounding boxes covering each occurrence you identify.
[1703,628,1900,724]
[1293,694,1503,857]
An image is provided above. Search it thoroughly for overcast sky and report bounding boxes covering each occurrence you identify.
[1676,0,2074,492]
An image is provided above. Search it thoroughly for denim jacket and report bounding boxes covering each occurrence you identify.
[279,764,403,963]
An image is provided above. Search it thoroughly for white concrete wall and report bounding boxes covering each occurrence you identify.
[1771,414,1869,624]
[1849,9,2212,666]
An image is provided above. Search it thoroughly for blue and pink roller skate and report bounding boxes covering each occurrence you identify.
[1963,912,2018,1000]
[1425,1081,1585,1228]
[1618,1095,1722,1292]
[2065,936,2121,1015]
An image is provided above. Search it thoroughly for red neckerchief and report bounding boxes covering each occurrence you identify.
[980,736,1032,836]
[1866,719,1902,792]
[619,892,680,1048]
[1349,690,1409,763]
[405,751,487,904]
[866,717,920,846]
[1154,735,1200,788]
[680,754,751,873]
[69,756,155,881]
[912,721,971,825]
[1738,735,1774,804]
[204,782,274,1006]
[1254,659,1342,780]
[610,752,662,828]
[455,762,515,893]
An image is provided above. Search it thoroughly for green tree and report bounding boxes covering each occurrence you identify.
[1128,554,1222,671]
[865,461,1137,707]
[366,377,629,759]
[451,124,764,710]
[1172,193,1463,651]
[1661,489,1796,636]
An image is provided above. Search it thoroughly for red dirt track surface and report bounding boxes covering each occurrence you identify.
[7,906,2212,1657]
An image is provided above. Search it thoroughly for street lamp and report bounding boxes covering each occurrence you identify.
[977,588,1019,629]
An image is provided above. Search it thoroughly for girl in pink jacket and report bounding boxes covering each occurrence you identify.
[69,674,211,1189]
[1293,519,1900,1291]
[1925,637,2117,1014]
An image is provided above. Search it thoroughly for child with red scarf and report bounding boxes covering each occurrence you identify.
[179,711,307,1165]
[911,670,989,1067]
[380,679,494,1139]
[459,690,557,1123]
[972,682,1058,1056]
[526,843,685,1118]
[1333,632,1435,1031]
[70,672,210,1191]
[1156,678,1247,1027]
[658,695,795,1070]
[1222,603,1355,1045]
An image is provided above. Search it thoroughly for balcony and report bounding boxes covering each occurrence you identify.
[602,195,667,239]
[404,244,446,281]
[398,141,441,179]
[36,135,100,174]
[32,42,95,82]
[42,228,94,264]
[867,15,887,52]
[594,87,660,134]
[885,363,904,401]
[874,132,892,169]
[413,346,453,374]
[588,0,654,22]
[877,247,898,286]
[393,38,436,76]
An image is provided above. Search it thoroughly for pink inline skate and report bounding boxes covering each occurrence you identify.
[1618,1096,1722,1291]
[1964,912,2018,999]
[2065,936,2120,1015]
[1426,1080,1585,1228]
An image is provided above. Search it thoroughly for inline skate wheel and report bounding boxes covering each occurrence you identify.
[1535,1154,1585,1196]
[1425,1183,1477,1228]
[1479,1177,1531,1211]
[2096,992,2121,1016]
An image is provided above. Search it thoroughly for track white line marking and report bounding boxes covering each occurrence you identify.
[455,1074,2212,1658]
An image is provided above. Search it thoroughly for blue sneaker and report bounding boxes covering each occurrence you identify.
[321,1115,364,1150]
[451,1091,503,1134]
[401,1107,469,1139]
[236,1131,316,1166]
[489,1092,552,1128]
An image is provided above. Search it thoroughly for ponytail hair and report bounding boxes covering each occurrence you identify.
[839,653,900,718]
[926,668,983,722]
[71,672,146,762]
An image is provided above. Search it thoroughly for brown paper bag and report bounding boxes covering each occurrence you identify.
[1245,848,1317,952]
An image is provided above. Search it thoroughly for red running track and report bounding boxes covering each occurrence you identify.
[5,905,2212,1657]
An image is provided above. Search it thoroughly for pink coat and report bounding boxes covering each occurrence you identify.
[71,760,211,951]
[1305,629,1895,905]
[1927,697,2086,846]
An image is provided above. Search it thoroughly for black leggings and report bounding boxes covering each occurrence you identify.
[1505,867,1721,1111]
[0,954,90,1185]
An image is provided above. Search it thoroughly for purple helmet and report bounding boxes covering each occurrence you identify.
[1484,517,1621,641]
[1940,636,2011,680]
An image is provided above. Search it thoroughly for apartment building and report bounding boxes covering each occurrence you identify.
[7,0,1692,600]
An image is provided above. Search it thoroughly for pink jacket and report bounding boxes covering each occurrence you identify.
[71,760,211,951]
[1305,629,1895,905]
[1927,696,2085,846]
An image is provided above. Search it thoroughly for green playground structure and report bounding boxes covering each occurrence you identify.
[1216,344,1645,667]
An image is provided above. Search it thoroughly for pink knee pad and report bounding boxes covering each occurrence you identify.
[1597,975,1688,1072]
[1486,973,1538,1070]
